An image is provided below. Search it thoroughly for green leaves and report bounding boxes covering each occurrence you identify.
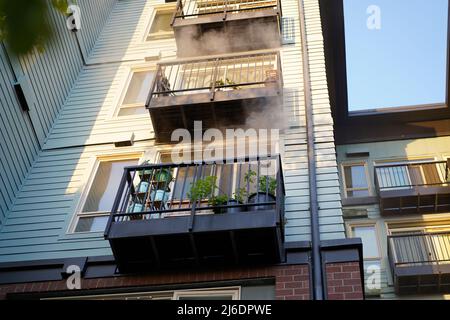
[0,0,76,56]
[51,0,70,14]
[0,0,52,55]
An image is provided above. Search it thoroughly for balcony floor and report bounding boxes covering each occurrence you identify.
[173,11,281,57]
[108,210,284,273]
[394,263,450,295]
[379,186,450,215]
[149,87,282,143]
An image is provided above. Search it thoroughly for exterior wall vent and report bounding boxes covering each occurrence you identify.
[13,82,30,112]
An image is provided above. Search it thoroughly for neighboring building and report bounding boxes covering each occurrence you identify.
[322,0,450,299]
[0,0,379,300]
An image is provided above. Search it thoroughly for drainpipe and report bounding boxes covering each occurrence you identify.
[298,0,324,300]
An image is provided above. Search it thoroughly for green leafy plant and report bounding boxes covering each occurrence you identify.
[232,187,248,203]
[188,176,230,208]
[0,0,77,56]
[214,78,240,90]
[51,0,71,14]
[244,170,277,196]
[259,175,277,196]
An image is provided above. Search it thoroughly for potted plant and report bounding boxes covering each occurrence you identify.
[245,170,277,211]
[213,78,240,91]
[188,176,243,214]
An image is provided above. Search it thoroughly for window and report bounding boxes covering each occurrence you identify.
[349,223,382,295]
[43,287,240,300]
[342,163,370,197]
[118,70,155,117]
[343,0,448,112]
[147,7,174,41]
[72,158,139,233]
[74,216,109,233]
[352,225,380,260]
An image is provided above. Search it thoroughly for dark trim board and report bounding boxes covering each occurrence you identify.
[0,242,311,285]
[8,278,276,300]
[319,0,450,144]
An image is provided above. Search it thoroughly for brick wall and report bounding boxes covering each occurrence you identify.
[325,262,364,300]
[0,265,310,300]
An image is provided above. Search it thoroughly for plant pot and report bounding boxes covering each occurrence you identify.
[138,181,150,193]
[213,199,244,214]
[150,189,170,203]
[248,192,276,211]
[154,169,173,184]
[127,203,144,213]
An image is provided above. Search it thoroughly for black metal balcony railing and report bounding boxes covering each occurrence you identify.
[374,160,450,215]
[146,52,283,142]
[375,161,450,191]
[388,232,450,267]
[104,155,285,271]
[147,52,282,102]
[388,232,450,294]
[172,0,281,23]
[105,155,284,224]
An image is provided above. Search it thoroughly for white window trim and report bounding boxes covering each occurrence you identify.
[341,161,372,198]
[108,65,157,120]
[173,287,241,300]
[67,152,144,234]
[143,3,176,43]
[43,287,241,300]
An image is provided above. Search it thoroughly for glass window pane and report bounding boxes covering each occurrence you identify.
[75,216,109,233]
[150,12,173,34]
[344,165,369,197]
[178,295,234,300]
[344,0,448,111]
[83,159,138,213]
[353,226,380,258]
[123,71,154,105]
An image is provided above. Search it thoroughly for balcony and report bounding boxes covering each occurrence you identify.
[171,0,282,57]
[104,156,285,273]
[146,52,283,143]
[374,160,450,216]
[388,232,450,295]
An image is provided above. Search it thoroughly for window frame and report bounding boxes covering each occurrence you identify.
[144,3,176,42]
[111,65,157,119]
[341,161,372,199]
[42,287,241,300]
[320,0,450,144]
[68,153,143,235]
[346,221,382,262]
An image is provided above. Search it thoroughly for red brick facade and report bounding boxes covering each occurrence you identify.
[325,262,364,300]
[0,265,311,300]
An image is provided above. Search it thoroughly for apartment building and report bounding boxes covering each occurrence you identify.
[0,0,376,301]
[322,0,450,299]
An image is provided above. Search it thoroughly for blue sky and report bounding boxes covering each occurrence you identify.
[344,0,448,111]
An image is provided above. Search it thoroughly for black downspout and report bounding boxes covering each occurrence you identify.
[298,0,324,300]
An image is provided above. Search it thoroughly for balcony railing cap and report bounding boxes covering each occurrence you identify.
[156,49,281,67]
